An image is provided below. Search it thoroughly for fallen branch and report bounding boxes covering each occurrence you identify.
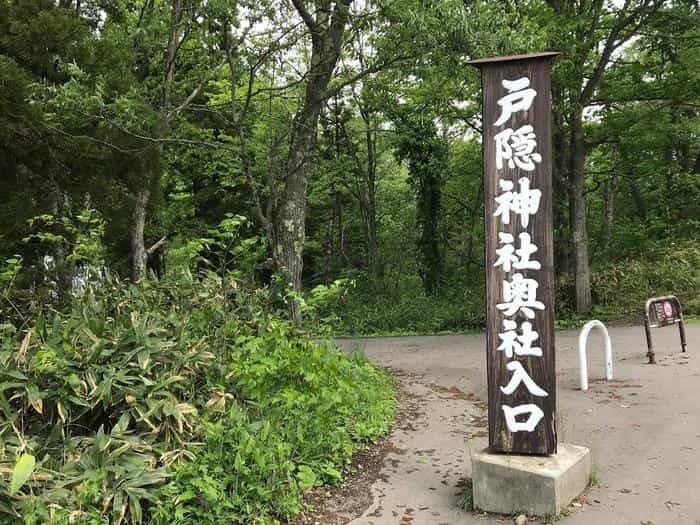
[146,236,168,257]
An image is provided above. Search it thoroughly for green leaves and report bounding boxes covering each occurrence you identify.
[296,465,317,490]
[10,454,35,494]
[148,285,394,524]
[0,276,221,521]
[0,273,395,523]
[25,384,43,414]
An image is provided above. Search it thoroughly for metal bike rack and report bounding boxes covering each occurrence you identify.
[578,320,613,391]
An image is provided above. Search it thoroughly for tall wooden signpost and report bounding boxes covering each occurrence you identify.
[468,52,560,455]
[469,53,590,518]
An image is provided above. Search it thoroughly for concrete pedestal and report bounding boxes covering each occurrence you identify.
[471,443,591,517]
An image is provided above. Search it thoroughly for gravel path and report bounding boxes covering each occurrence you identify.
[331,323,700,525]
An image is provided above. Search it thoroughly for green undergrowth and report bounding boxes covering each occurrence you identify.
[327,278,487,337]
[0,273,394,524]
[325,242,699,337]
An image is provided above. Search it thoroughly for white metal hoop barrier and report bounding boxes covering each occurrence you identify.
[578,320,613,391]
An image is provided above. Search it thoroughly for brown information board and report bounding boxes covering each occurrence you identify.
[644,295,687,363]
[647,297,682,328]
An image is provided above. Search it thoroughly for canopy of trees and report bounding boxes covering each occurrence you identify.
[2,0,699,330]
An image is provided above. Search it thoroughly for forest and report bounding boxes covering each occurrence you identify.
[0,0,698,523]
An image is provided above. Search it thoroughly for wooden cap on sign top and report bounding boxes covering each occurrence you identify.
[466,51,561,67]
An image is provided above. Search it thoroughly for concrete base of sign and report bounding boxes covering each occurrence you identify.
[471,443,591,517]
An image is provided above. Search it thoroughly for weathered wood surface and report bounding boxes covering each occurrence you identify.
[471,54,558,455]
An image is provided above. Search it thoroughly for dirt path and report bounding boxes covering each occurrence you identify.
[326,323,700,525]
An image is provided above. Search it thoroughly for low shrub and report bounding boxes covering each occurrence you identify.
[591,241,699,318]
[334,242,699,336]
[552,241,700,323]
[0,272,394,524]
[331,276,486,336]
[153,322,393,524]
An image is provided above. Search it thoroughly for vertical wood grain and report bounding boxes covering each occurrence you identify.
[477,56,557,455]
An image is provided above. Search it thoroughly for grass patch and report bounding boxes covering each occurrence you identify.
[589,462,600,487]
[458,479,474,511]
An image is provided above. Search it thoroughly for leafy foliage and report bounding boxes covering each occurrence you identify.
[0,273,393,524]
[2,0,698,334]
[334,278,485,336]
[590,241,700,319]
[393,114,448,296]
[154,322,392,524]
[0,1,698,521]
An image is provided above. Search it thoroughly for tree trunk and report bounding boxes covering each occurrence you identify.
[275,0,350,324]
[364,114,379,275]
[131,187,150,282]
[603,162,617,249]
[356,149,379,275]
[324,196,335,282]
[366,210,378,275]
[128,0,179,284]
[551,87,571,276]
[464,181,482,270]
[629,176,648,221]
[276,111,317,323]
[570,111,592,314]
[334,187,348,267]
[417,167,444,296]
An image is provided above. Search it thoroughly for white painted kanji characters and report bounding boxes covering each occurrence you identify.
[502,404,545,433]
[493,177,541,228]
[500,360,548,396]
[513,232,541,270]
[490,75,549,437]
[494,125,542,171]
[494,179,515,225]
[497,319,543,358]
[497,272,545,319]
[494,232,517,271]
[494,77,537,126]
[496,319,519,358]
[494,232,542,272]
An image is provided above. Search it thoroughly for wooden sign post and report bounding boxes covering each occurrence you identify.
[468,52,559,455]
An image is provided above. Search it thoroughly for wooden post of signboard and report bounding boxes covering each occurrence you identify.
[468,52,560,455]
